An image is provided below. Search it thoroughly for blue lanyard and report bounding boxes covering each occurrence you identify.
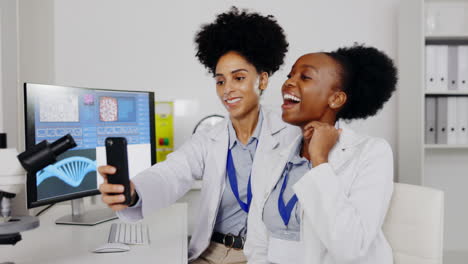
[278,164,298,226]
[226,143,256,213]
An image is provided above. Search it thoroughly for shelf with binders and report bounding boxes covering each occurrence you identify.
[425,44,468,94]
[424,95,468,146]
[400,1,468,261]
[424,42,468,146]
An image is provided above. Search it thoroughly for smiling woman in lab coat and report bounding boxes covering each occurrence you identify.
[98,7,298,263]
[244,44,398,264]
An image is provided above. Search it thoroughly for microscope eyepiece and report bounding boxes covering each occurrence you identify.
[17,134,77,173]
[0,133,6,149]
[50,134,77,156]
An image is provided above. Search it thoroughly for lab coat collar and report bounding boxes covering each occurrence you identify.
[208,107,286,144]
[279,120,364,156]
[334,120,367,150]
[227,109,264,149]
[261,120,368,207]
[207,107,288,184]
[278,120,367,172]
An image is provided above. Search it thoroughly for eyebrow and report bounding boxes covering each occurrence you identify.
[215,68,249,77]
[302,64,319,73]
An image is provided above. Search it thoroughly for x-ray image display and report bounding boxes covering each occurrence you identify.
[39,94,79,122]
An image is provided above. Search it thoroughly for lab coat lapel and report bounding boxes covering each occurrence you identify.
[263,122,366,201]
[255,108,286,155]
[207,119,229,189]
[262,135,302,205]
[251,109,288,197]
[207,108,285,180]
[327,122,366,173]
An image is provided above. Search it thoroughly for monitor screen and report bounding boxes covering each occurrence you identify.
[24,83,155,208]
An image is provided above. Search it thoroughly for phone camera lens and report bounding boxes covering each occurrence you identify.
[107,139,113,146]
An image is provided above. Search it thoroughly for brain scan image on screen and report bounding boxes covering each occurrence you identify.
[99,96,118,122]
[39,94,79,122]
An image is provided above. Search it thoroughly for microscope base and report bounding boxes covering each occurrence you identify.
[0,233,21,245]
[0,216,39,245]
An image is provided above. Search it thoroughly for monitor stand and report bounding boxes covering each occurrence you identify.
[55,198,117,226]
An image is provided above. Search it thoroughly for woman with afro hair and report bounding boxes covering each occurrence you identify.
[245,44,398,264]
[98,7,299,263]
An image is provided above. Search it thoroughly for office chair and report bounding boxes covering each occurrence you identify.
[383,183,444,264]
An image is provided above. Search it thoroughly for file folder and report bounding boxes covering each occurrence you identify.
[448,46,458,91]
[426,45,437,91]
[425,97,437,144]
[436,45,449,92]
[436,97,448,144]
[458,46,468,91]
[447,97,457,144]
[456,97,468,144]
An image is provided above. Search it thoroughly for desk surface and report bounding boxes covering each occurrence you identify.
[1,203,188,264]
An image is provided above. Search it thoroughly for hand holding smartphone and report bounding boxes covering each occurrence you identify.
[105,137,132,205]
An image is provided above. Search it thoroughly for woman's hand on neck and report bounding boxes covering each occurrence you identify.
[230,105,261,145]
[300,114,339,166]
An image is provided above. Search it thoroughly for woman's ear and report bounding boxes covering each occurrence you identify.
[258,72,269,94]
[329,91,347,109]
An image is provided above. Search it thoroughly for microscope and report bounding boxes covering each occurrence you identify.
[0,133,76,245]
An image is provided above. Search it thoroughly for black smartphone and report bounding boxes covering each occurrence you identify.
[105,137,131,205]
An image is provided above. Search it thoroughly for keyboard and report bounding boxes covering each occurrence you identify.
[108,222,150,245]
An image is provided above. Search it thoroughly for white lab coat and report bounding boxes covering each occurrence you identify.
[117,108,300,261]
[244,122,394,264]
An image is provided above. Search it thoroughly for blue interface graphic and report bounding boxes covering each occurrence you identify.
[27,85,153,200]
[36,157,97,187]
[34,90,151,150]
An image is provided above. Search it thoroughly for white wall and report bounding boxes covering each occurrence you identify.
[0,8,3,134]
[18,0,400,233]
[18,0,55,151]
[0,0,19,147]
[0,0,30,216]
[48,0,399,155]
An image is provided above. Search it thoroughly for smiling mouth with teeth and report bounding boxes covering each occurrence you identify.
[283,93,301,105]
[225,98,241,104]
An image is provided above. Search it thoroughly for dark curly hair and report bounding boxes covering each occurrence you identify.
[326,44,398,120]
[194,7,288,76]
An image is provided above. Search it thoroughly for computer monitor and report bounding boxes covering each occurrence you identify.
[23,83,155,225]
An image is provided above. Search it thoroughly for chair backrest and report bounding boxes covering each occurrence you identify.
[383,183,444,264]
